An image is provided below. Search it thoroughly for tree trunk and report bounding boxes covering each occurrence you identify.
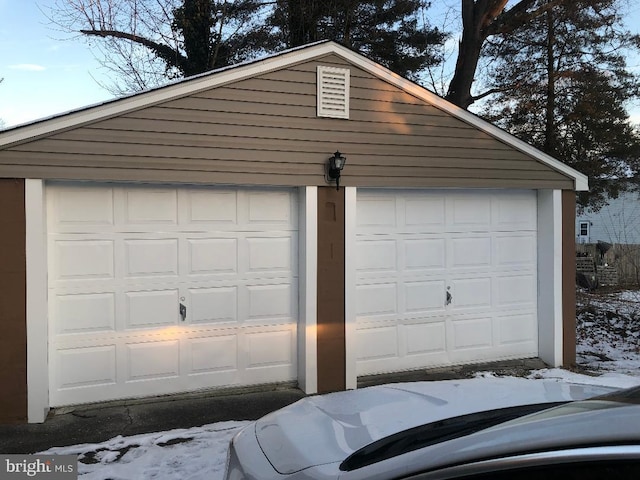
[445,4,483,109]
[544,4,557,155]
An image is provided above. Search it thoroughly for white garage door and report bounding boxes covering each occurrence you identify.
[47,183,298,406]
[356,189,538,376]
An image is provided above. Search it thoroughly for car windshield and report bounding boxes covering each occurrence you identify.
[339,402,566,472]
[491,399,628,429]
[491,386,640,429]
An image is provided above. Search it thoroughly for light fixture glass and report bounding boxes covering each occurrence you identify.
[327,151,347,191]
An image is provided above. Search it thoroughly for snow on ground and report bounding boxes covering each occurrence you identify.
[576,288,640,375]
[38,287,640,479]
[41,421,250,480]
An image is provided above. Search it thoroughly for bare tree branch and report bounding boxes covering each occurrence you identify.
[79,28,189,72]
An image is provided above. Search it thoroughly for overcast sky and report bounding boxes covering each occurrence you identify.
[1,0,640,129]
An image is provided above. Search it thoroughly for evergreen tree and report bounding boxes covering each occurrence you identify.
[265,0,446,80]
[481,0,640,210]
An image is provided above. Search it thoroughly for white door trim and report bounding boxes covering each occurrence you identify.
[26,179,49,423]
[345,187,358,390]
[537,189,564,366]
[298,186,318,394]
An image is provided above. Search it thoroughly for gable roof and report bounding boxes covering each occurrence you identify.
[0,41,587,190]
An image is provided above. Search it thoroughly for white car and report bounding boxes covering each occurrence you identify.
[224,379,640,479]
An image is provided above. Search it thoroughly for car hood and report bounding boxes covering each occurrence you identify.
[255,378,613,474]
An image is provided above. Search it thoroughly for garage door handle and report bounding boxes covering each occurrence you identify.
[179,303,187,321]
[446,289,452,306]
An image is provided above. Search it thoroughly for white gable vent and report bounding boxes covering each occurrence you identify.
[317,66,350,119]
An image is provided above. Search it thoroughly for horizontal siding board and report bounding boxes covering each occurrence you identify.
[193,87,316,106]
[345,165,567,180]
[219,83,430,109]
[13,131,517,156]
[162,97,318,118]
[65,114,484,141]
[7,138,545,168]
[3,150,555,176]
[1,154,323,175]
[126,105,468,129]
[152,97,456,128]
[346,176,573,189]
[0,164,320,185]
[52,128,535,161]
[194,85,433,111]
[229,77,317,96]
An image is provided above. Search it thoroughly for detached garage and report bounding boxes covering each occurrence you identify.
[0,41,586,423]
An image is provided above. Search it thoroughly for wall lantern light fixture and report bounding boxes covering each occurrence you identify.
[326,150,346,191]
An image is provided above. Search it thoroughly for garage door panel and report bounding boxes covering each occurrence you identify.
[55,293,116,334]
[189,286,237,324]
[245,329,294,368]
[357,325,398,361]
[357,239,398,273]
[451,317,493,350]
[53,240,114,281]
[126,289,179,329]
[498,313,537,345]
[405,196,445,227]
[357,196,397,228]
[188,238,238,275]
[124,188,178,225]
[246,191,292,224]
[449,277,492,310]
[126,340,180,382]
[496,275,536,308]
[188,335,238,374]
[495,234,536,267]
[57,346,117,389]
[357,283,398,317]
[184,190,238,224]
[124,239,179,277]
[48,183,298,406]
[246,283,295,320]
[50,186,115,228]
[495,192,537,230]
[247,237,293,272]
[405,322,447,355]
[404,280,446,313]
[450,236,491,268]
[449,195,491,230]
[404,238,445,271]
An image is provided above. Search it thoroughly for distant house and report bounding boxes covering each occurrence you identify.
[576,191,640,244]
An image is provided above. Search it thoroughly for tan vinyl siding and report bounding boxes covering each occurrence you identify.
[0,54,573,189]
